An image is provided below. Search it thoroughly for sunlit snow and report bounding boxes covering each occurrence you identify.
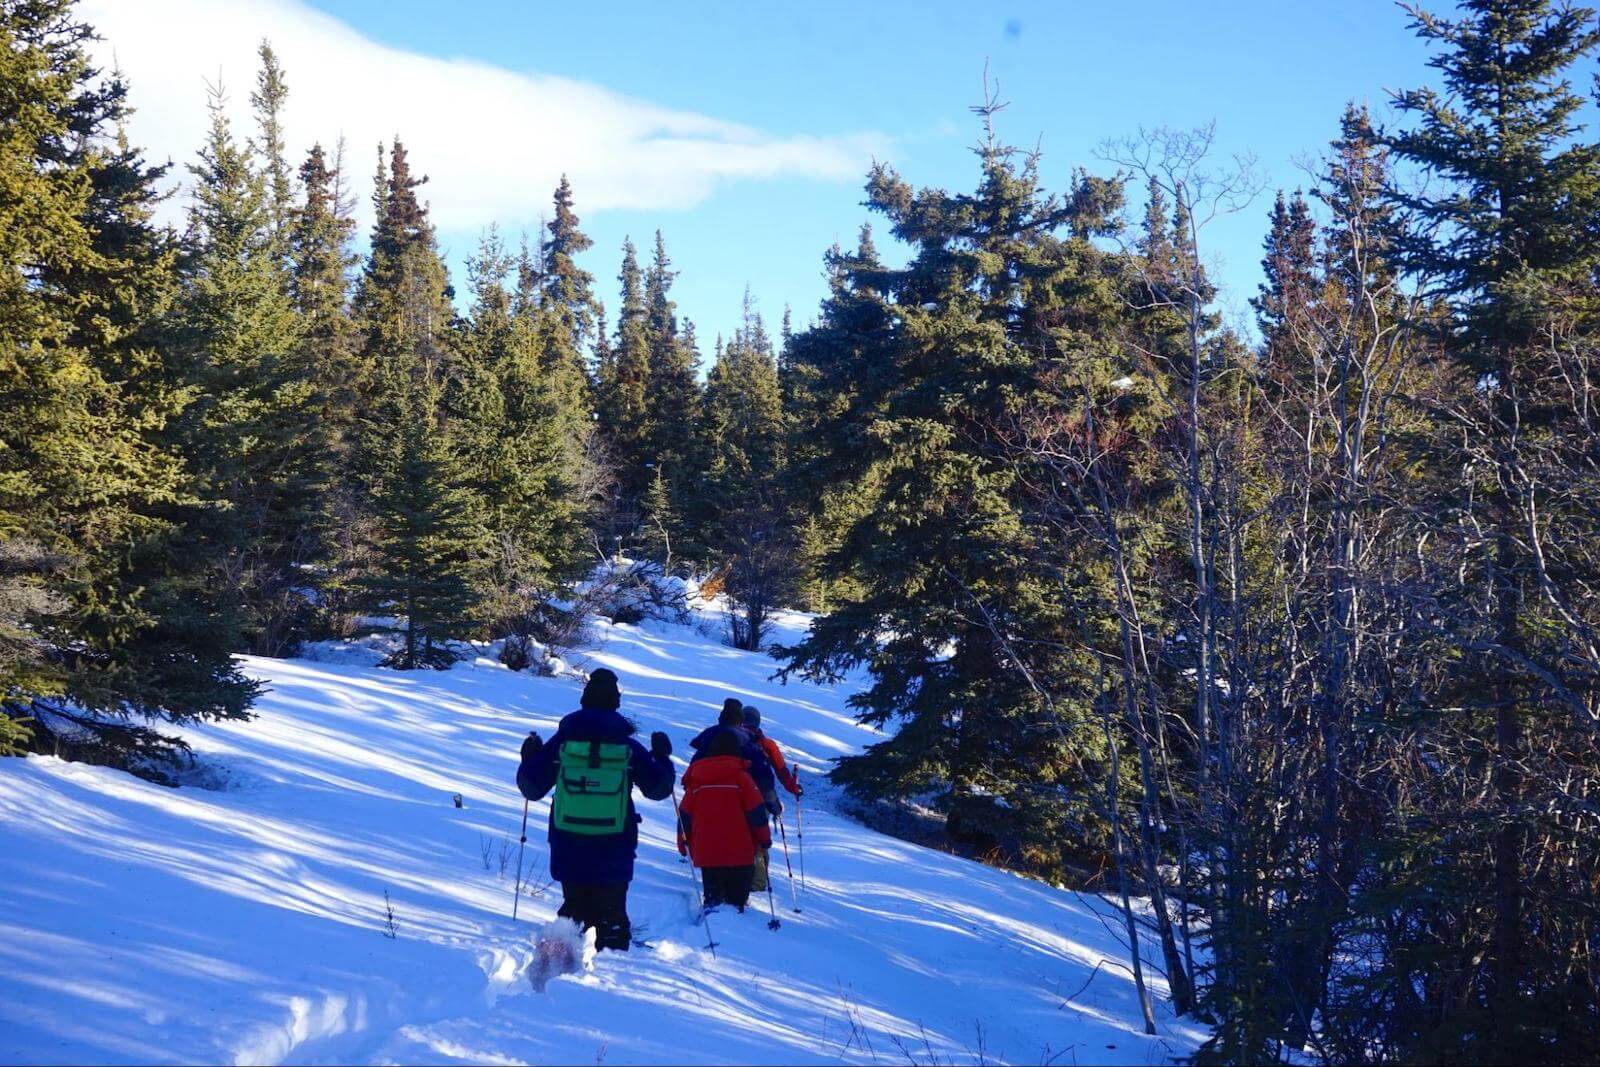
[1,605,1201,1065]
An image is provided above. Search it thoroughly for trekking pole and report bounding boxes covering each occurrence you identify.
[511,799,530,921]
[795,770,806,892]
[672,787,717,959]
[764,869,782,931]
[774,813,800,914]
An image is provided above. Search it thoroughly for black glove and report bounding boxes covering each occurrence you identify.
[767,796,784,817]
[521,732,543,762]
[650,731,672,759]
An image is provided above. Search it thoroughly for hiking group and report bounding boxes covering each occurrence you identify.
[515,668,804,953]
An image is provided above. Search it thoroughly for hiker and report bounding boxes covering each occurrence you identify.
[516,668,675,952]
[740,704,802,894]
[688,698,777,802]
[677,729,771,912]
[740,704,801,803]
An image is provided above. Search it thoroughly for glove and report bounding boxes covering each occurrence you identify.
[520,732,542,762]
[650,731,672,759]
[767,797,784,817]
[794,782,804,798]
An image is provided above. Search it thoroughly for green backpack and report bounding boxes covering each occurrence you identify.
[552,738,632,836]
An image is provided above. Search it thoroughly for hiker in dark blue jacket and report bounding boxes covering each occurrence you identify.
[688,698,777,803]
[517,668,674,951]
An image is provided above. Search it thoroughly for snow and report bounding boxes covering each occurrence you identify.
[0,606,1204,1065]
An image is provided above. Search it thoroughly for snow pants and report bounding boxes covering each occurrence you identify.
[558,881,630,951]
[701,865,754,910]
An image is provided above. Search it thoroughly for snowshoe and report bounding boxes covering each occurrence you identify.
[527,918,590,992]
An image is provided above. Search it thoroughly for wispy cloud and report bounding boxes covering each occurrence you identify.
[81,0,881,231]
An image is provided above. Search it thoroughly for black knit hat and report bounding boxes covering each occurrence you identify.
[718,698,744,727]
[581,668,622,711]
[741,705,762,729]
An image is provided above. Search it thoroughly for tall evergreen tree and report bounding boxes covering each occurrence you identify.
[781,225,892,612]
[359,374,488,669]
[289,140,361,434]
[286,138,363,636]
[780,126,1129,866]
[450,228,587,653]
[641,231,703,560]
[601,237,652,513]
[0,0,255,759]
[1380,2,1600,1057]
[525,179,600,559]
[702,293,784,512]
[702,294,788,645]
[352,138,487,664]
[171,81,321,657]
[1252,189,1318,365]
[249,40,293,252]
[540,175,600,361]
[356,139,455,387]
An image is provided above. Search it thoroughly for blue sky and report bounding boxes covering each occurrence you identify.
[323,0,1440,344]
[94,0,1463,349]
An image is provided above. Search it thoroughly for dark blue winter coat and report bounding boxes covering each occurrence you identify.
[688,724,776,799]
[517,705,675,885]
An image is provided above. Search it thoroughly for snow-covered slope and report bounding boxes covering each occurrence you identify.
[0,608,1203,1065]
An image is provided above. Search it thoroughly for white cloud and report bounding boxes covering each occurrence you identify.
[81,0,880,232]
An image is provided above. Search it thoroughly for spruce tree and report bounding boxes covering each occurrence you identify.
[1381,2,1600,1057]
[0,0,254,759]
[249,40,293,253]
[602,237,652,514]
[285,139,363,636]
[540,175,600,360]
[450,228,587,652]
[643,233,701,460]
[171,82,320,657]
[1252,189,1318,365]
[359,374,488,669]
[356,140,455,386]
[703,293,784,514]
[642,231,703,560]
[702,295,789,646]
[780,129,1128,865]
[289,140,360,424]
[781,225,892,612]
[351,138,488,665]
[0,539,64,754]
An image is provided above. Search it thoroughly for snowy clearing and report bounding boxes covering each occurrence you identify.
[1,608,1203,1065]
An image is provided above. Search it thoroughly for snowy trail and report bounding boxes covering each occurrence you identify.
[0,608,1203,1065]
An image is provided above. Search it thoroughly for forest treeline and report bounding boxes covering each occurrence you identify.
[4,0,1600,1061]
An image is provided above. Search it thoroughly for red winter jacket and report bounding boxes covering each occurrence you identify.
[678,755,771,868]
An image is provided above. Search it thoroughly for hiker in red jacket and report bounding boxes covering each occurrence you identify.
[741,705,801,799]
[677,729,771,911]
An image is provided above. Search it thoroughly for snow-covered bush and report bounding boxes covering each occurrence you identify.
[574,558,691,627]
[498,633,572,677]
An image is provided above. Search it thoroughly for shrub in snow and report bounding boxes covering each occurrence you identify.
[500,633,536,673]
[498,634,572,677]
[575,559,690,627]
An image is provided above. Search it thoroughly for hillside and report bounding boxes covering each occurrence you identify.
[0,607,1202,1066]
